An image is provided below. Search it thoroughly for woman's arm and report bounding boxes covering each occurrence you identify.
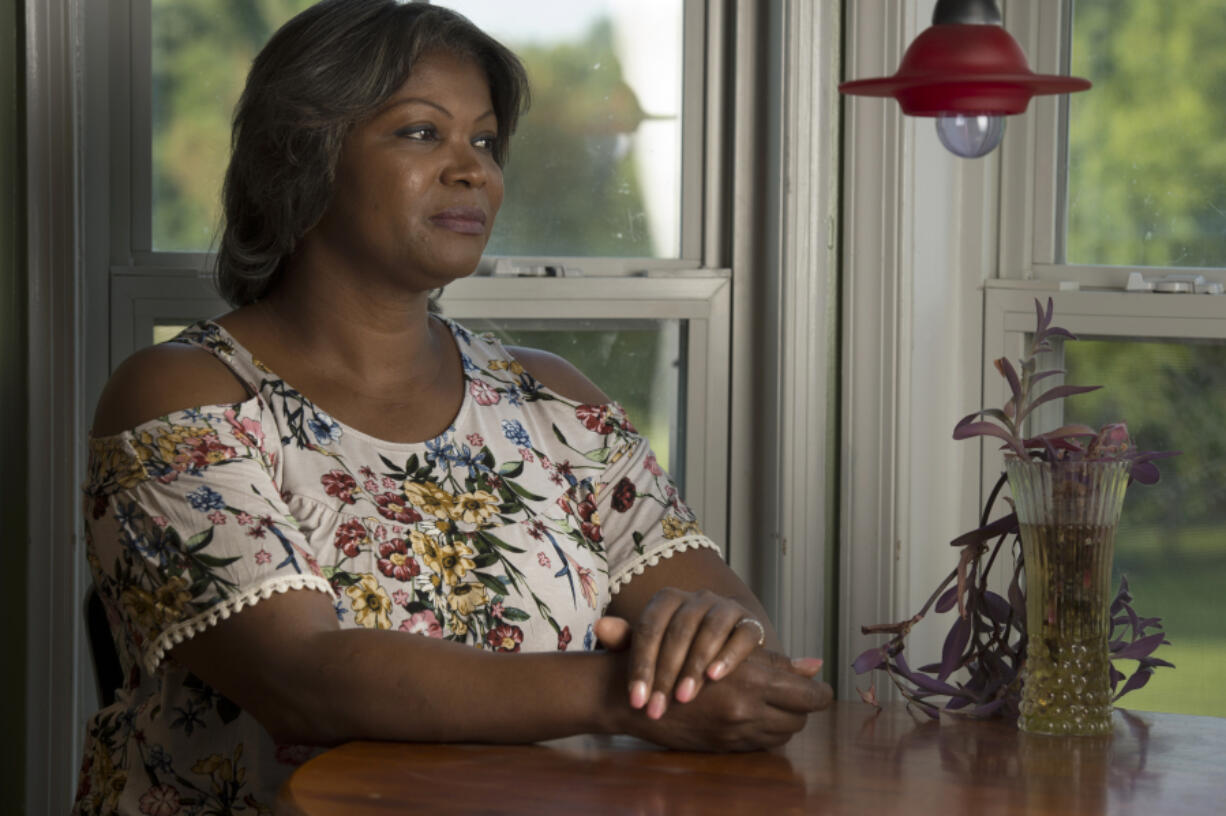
[168,587,825,751]
[167,589,622,745]
[509,346,832,721]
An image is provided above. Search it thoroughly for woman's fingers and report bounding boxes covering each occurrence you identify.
[670,604,761,704]
[649,593,740,710]
[593,616,633,652]
[642,594,713,718]
[622,650,825,752]
[753,650,834,714]
[789,656,824,678]
[622,589,825,719]
[627,589,687,711]
[702,615,768,682]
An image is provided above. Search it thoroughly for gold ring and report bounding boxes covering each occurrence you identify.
[735,616,766,647]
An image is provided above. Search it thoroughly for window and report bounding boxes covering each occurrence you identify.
[445,0,688,259]
[99,0,730,543]
[996,0,1226,717]
[985,292,1226,718]
[148,0,697,263]
[1065,0,1226,269]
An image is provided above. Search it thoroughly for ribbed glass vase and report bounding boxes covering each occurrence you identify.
[1005,457,1130,736]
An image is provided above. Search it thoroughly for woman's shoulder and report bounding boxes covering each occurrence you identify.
[447,318,612,405]
[91,339,251,438]
[503,345,611,405]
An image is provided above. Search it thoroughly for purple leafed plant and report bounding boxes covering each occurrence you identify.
[852,298,1177,720]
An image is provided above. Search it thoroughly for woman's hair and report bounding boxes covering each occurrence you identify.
[215,0,530,307]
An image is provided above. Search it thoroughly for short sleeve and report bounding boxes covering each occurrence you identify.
[593,423,723,595]
[84,398,335,674]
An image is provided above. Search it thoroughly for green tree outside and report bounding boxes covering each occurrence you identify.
[1062,339,1226,717]
[1067,0,1226,268]
[149,2,678,474]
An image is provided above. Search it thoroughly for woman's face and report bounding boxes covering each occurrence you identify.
[309,50,503,292]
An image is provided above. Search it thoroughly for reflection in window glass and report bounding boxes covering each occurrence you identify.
[151,0,684,259]
[461,319,685,483]
[1061,338,1226,717]
[152,323,189,345]
[1066,1,1226,268]
[435,0,683,259]
[151,0,315,251]
[155,318,686,486]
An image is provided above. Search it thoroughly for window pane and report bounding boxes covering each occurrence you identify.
[152,322,189,345]
[461,318,686,485]
[1061,338,1226,717]
[152,0,685,258]
[1066,1,1226,268]
[445,0,684,258]
[151,0,315,251]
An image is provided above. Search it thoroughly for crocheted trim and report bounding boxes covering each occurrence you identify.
[608,535,724,596]
[143,575,336,675]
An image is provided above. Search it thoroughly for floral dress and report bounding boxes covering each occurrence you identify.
[73,317,719,816]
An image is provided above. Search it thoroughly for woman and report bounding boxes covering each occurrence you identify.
[76,2,832,813]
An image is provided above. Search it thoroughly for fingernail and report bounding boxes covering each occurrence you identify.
[707,660,728,681]
[647,691,667,720]
[676,677,696,703]
[630,681,648,709]
[791,657,823,673]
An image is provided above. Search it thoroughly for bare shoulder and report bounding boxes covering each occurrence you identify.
[505,345,612,405]
[91,343,251,437]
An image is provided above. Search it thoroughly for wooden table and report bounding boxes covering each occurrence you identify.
[277,701,1226,814]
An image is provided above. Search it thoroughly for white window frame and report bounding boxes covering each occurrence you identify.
[95,0,736,558]
[981,288,1226,493]
[839,0,995,700]
[113,0,710,275]
[107,270,733,550]
[999,0,1226,293]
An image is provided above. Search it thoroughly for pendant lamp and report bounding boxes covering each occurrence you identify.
[839,0,1091,158]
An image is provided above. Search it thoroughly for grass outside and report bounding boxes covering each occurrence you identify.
[1108,522,1226,718]
[1113,640,1224,718]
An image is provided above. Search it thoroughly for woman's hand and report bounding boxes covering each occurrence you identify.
[595,590,822,720]
[603,639,833,752]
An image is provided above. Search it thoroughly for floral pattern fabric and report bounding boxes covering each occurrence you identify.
[74,317,719,815]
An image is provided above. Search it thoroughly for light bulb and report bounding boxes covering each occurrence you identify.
[935,113,1005,158]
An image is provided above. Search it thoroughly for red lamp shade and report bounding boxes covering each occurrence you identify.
[840,24,1090,116]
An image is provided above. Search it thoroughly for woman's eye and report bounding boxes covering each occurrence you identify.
[396,125,436,141]
[473,135,498,152]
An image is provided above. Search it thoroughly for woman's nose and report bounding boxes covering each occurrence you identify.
[440,141,488,188]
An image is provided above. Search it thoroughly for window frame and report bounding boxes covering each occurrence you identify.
[981,287,1226,498]
[120,0,710,273]
[108,270,733,550]
[96,0,736,558]
[998,0,1226,292]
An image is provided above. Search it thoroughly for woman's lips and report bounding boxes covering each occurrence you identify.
[429,207,487,235]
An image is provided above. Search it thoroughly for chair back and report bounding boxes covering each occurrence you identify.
[85,587,124,707]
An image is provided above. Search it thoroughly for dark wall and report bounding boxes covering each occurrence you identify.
[1,0,27,810]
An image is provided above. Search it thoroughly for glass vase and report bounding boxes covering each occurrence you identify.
[1005,457,1130,736]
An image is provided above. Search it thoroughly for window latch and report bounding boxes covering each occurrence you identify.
[483,258,580,278]
[1125,271,1223,295]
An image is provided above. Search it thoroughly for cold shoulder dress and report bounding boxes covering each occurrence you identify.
[74,317,720,815]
